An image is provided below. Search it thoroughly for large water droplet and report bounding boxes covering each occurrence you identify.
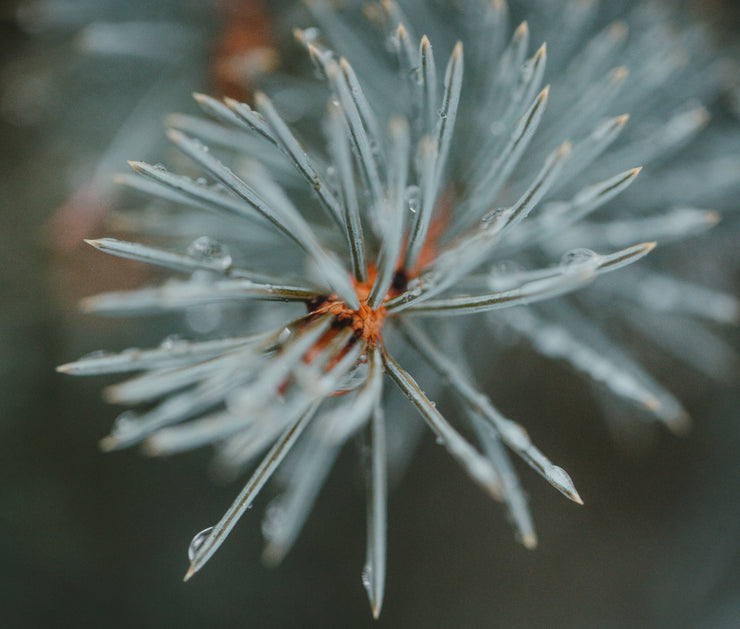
[153,162,167,172]
[188,527,214,561]
[559,248,599,272]
[187,236,232,271]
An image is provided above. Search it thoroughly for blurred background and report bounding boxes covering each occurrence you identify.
[1,0,739,627]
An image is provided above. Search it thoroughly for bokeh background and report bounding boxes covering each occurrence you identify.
[1,1,739,627]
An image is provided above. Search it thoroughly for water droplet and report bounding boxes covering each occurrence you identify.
[189,269,213,285]
[159,334,185,350]
[302,27,320,43]
[194,139,209,153]
[481,207,507,229]
[521,60,535,83]
[153,162,167,172]
[187,236,232,271]
[492,260,523,276]
[195,177,207,186]
[325,165,337,189]
[405,185,421,214]
[409,66,422,85]
[488,261,524,290]
[489,121,505,136]
[361,565,373,592]
[559,248,599,272]
[188,527,214,561]
[261,500,285,540]
[438,107,448,119]
[112,410,137,436]
[80,349,110,360]
[337,360,369,392]
[278,327,293,344]
[186,303,223,334]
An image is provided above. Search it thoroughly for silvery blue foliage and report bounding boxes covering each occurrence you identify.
[57,0,739,617]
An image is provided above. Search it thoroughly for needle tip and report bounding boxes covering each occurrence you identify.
[183,565,195,582]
